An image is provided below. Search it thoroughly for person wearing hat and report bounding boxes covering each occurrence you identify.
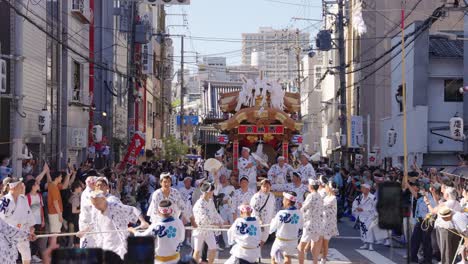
[268,156,294,185]
[269,191,303,264]
[192,182,225,264]
[428,188,463,264]
[0,177,35,264]
[129,200,185,264]
[148,172,194,227]
[225,203,261,264]
[231,176,255,221]
[238,147,257,192]
[432,205,468,264]
[85,190,146,260]
[352,182,377,251]
[298,179,323,264]
[250,179,276,246]
[297,152,317,183]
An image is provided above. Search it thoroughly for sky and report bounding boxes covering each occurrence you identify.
[166,0,323,73]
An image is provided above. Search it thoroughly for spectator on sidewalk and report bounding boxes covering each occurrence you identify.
[46,169,71,251]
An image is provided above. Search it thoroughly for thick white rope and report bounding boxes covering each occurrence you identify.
[35,224,271,238]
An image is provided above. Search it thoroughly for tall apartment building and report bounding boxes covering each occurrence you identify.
[241,27,309,83]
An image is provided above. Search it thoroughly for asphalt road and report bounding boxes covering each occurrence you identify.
[181,218,409,264]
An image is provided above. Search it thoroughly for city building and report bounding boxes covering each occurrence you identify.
[350,0,464,164]
[381,26,464,168]
[241,27,310,83]
[301,52,323,154]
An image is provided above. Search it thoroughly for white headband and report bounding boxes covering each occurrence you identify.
[89,190,106,199]
[8,180,22,189]
[160,172,171,181]
[283,192,297,202]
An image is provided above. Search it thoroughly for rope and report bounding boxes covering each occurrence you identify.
[35,224,271,238]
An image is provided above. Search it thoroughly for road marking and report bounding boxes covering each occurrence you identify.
[356,249,398,264]
[328,248,352,263]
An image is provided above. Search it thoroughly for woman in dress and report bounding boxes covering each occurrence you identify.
[320,181,339,264]
[298,179,323,264]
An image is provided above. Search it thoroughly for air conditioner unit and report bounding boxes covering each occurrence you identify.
[71,0,90,24]
[71,0,84,13]
[143,0,191,5]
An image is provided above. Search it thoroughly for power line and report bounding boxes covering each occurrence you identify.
[2,0,131,78]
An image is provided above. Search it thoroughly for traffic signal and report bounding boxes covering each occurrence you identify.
[316,30,332,51]
[377,181,403,230]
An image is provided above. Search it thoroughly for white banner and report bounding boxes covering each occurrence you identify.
[350,115,363,148]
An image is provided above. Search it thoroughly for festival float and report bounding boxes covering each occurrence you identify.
[215,74,303,183]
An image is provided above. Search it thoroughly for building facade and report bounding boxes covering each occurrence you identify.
[381,25,464,168]
[242,27,309,83]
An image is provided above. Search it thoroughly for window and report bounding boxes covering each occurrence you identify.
[72,61,82,102]
[444,79,463,102]
[147,102,153,125]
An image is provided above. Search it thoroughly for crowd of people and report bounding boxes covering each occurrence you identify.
[0,151,466,264]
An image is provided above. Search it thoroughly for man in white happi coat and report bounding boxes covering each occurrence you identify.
[210,148,229,182]
[296,153,317,183]
[192,182,225,264]
[271,172,308,208]
[178,177,195,204]
[148,173,195,226]
[217,174,235,248]
[79,176,97,248]
[232,176,255,220]
[0,218,36,264]
[270,191,304,264]
[250,179,276,245]
[352,183,377,250]
[238,147,257,191]
[86,190,147,259]
[0,178,36,264]
[129,200,185,264]
[268,156,293,184]
[226,204,261,264]
[178,177,195,247]
[95,176,121,204]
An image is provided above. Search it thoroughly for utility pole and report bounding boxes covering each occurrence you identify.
[464,12,468,156]
[337,0,347,167]
[295,29,302,94]
[11,0,24,177]
[159,5,166,138]
[180,35,184,142]
[127,2,137,143]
